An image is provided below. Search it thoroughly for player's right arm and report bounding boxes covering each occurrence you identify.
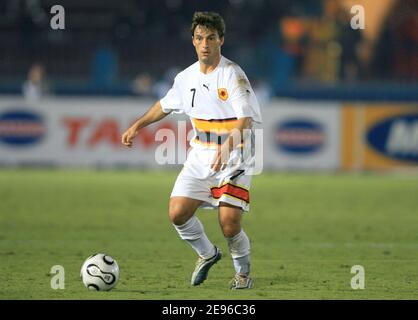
[122,71,184,148]
[121,100,169,148]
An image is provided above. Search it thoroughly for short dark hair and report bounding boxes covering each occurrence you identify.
[190,12,225,38]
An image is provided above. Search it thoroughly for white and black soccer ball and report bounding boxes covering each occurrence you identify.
[80,253,120,291]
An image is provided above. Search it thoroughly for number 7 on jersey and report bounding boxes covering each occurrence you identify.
[190,88,196,108]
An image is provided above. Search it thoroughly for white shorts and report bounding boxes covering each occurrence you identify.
[171,147,252,212]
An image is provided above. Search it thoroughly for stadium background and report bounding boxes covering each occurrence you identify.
[0,0,418,300]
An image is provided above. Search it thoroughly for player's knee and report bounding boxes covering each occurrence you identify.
[220,222,241,238]
[168,202,190,225]
[219,214,241,237]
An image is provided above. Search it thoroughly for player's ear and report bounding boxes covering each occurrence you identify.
[219,36,224,46]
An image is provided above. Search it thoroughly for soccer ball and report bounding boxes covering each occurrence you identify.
[80,253,120,291]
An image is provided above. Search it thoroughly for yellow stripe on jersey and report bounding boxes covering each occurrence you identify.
[192,118,239,134]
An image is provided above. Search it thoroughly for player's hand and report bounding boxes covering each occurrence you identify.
[121,127,138,148]
[211,146,230,172]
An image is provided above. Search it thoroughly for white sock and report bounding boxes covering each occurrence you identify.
[173,215,216,260]
[226,229,251,275]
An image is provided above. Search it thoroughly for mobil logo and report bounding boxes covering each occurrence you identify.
[275,119,325,154]
[366,113,418,163]
[0,110,45,146]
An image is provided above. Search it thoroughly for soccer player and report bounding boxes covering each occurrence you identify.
[122,11,262,289]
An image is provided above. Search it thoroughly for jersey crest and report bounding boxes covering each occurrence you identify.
[217,88,228,101]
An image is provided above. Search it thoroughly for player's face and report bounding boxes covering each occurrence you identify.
[192,25,224,65]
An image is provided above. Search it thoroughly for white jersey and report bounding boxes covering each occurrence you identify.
[160,56,262,151]
[160,56,262,211]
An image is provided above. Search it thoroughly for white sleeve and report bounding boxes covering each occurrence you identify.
[160,75,184,114]
[228,67,262,123]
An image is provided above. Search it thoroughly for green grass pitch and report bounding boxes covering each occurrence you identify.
[0,169,417,299]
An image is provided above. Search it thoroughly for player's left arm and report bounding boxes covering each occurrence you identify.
[211,116,252,172]
[211,65,259,171]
